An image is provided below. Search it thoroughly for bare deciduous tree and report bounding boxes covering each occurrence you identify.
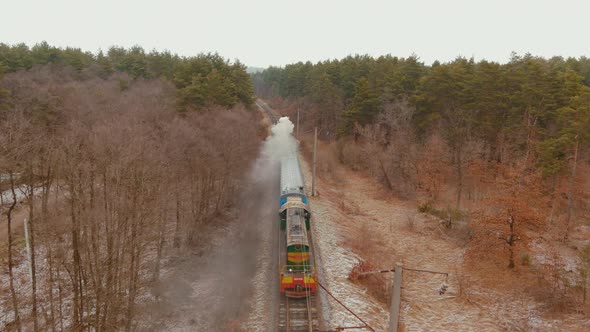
[0,65,260,331]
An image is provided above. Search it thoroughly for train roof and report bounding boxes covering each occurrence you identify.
[286,208,309,247]
[280,156,305,196]
[279,197,308,213]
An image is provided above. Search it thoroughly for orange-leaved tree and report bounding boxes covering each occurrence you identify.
[469,164,545,268]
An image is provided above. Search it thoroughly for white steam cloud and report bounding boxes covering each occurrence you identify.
[264,117,298,161]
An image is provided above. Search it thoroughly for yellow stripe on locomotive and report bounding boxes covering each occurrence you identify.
[287,251,310,264]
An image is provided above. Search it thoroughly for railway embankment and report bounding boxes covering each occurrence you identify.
[299,155,389,331]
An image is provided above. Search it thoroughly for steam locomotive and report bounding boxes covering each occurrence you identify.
[278,153,317,298]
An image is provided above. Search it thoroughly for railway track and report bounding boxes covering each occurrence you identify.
[263,98,319,332]
[256,99,279,123]
[278,294,319,332]
[277,225,320,332]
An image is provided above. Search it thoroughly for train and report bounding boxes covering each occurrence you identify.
[278,147,317,298]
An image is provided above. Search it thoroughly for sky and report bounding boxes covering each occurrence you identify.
[1,0,588,68]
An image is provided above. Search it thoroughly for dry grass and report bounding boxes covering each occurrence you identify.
[404,213,416,231]
[349,259,391,304]
[339,199,364,216]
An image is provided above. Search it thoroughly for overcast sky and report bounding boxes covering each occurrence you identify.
[1,0,588,67]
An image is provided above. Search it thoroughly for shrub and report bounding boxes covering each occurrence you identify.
[349,259,373,282]
[418,200,434,213]
[405,213,416,230]
[349,259,391,303]
[418,201,466,229]
[520,253,531,266]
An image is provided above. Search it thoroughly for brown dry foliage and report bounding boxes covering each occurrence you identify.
[0,65,260,331]
[349,259,391,304]
[467,164,546,269]
[415,134,452,202]
[348,100,419,198]
[345,221,394,304]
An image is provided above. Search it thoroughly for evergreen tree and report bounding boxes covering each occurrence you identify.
[206,68,237,107]
[96,50,114,78]
[341,77,379,135]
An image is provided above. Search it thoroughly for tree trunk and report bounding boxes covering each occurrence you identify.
[564,139,579,242]
[153,208,166,282]
[455,148,463,209]
[27,169,39,332]
[6,172,22,332]
[524,111,537,167]
[57,263,64,331]
[46,246,56,332]
[69,179,81,329]
[174,191,181,248]
[75,170,87,328]
[508,246,515,269]
[125,210,138,331]
[215,174,228,212]
[547,176,558,224]
[379,158,394,190]
[42,166,57,332]
[507,215,516,269]
[102,170,111,330]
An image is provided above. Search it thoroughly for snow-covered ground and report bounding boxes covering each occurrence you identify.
[300,156,389,331]
[0,185,42,205]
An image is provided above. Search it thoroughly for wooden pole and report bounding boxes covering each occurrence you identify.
[24,218,33,283]
[389,263,403,332]
[297,108,300,139]
[312,127,317,197]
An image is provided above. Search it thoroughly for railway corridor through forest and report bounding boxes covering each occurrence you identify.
[259,99,321,331]
[140,101,324,331]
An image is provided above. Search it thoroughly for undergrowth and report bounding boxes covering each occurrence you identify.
[418,201,467,228]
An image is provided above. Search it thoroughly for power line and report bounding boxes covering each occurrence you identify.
[317,281,375,332]
[358,266,448,277]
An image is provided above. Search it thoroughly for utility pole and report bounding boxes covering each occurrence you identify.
[389,263,403,332]
[296,108,300,138]
[24,218,33,283]
[358,264,447,332]
[312,127,317,196]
